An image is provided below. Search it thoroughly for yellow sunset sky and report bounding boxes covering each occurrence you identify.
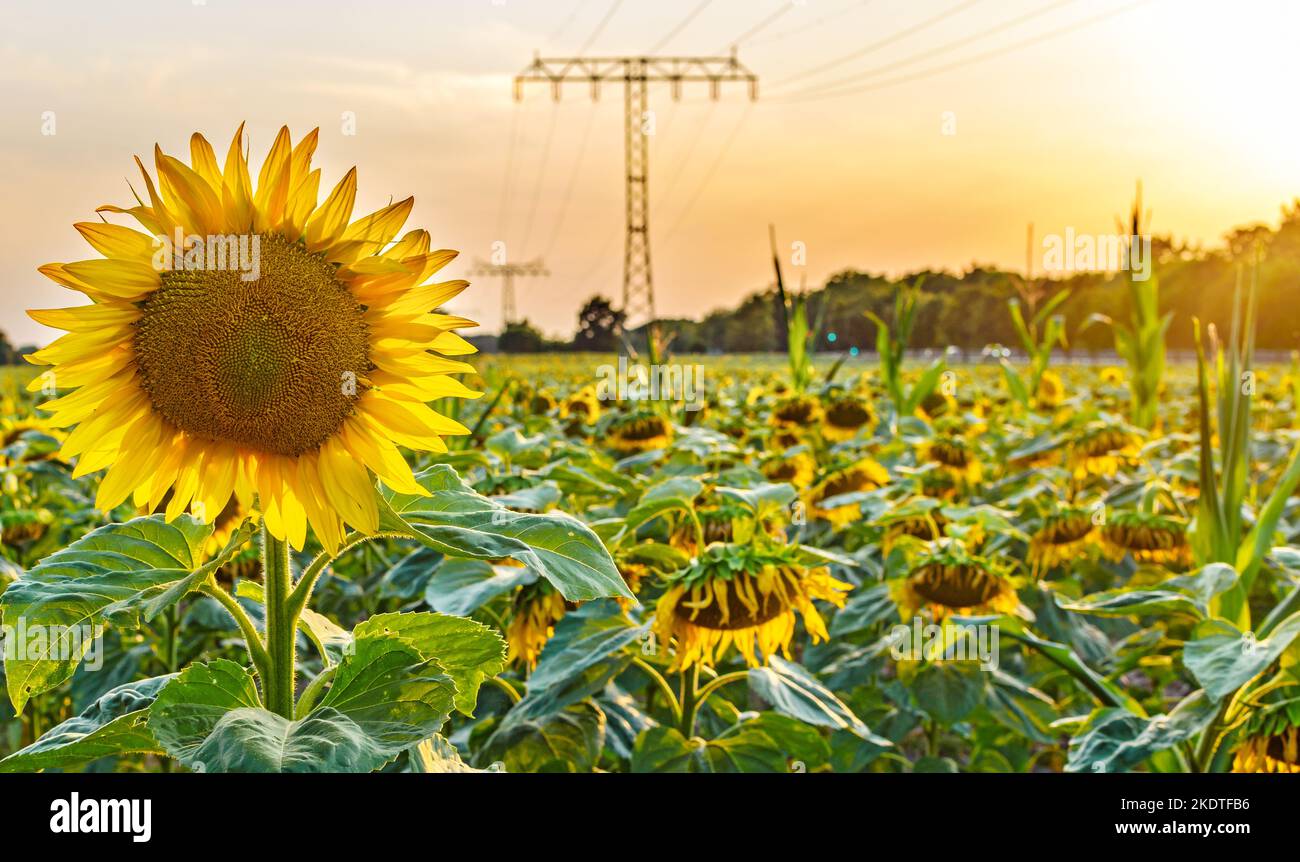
[2,0,1299,344]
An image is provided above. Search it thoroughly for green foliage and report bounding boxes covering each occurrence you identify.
[864,279,945,419]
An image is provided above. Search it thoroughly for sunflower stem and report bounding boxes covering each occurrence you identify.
[693,671,748,716]
[262,527,297,718]
[631,657,681,727]
[679,664,701,736]
[198,582,271,683]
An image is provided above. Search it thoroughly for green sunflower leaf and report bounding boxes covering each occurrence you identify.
[748,656,891,745]
[0,674,174,773]
[0,515,213,711]
[352,611,506,716]
[378,464,632,603]
[151,635,456,773]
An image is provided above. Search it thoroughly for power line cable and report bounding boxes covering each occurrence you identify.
[661,103,754,244]
[773,0,983,88]
[543,102,600,258]
[519,104,561,255]
[579,0,624,54]
[495,102,522,243]
[651,106,713,216]
[547,0,590,47]
[650,0,714,54]
[775,0,1080,99]
[777,0,1151,102]
[747,0,875,47]
[720,1,797,52]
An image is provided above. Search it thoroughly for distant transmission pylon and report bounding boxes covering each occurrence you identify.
[469,258,549,327]
[514,51,758,329]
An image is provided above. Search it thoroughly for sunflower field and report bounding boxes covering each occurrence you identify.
[2,127,1300,776]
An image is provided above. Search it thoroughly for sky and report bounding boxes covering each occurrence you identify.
[3,0,1300,345]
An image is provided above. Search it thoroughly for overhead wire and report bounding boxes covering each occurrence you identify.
[775,0,1152,103]
[649,0,714,54]
[579,0,625,54]
[772,0,984,88]
[661,103,754,245]
[773,0,1080,99]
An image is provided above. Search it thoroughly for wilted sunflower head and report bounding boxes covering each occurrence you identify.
[919,435,982,484]
[916,387,957,421]
[762,451,817,489]
[605,410,673,453]
[27,125,480,552]
[528,391,558,415]
[876,497,947,553]
[893,545,1018,621]
[505,581,572,669]
[560,387,601,424]
[670,501,786,554]
[1232,709,1300,774]
[1027,507,1098,577]
[821,395,875,442]
[0,508,54,547]
[808,460,890,528]
[1035,370,1066,409]
[771,395,822,428]
[1100,510,1192,567]
[654,543,851,670]
[1068,423,1142,479]
[1099,367,1125,386]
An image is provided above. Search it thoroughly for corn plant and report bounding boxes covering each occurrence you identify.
[865,279,945,421]
[1191,265,1300,627]
[1085,188,1168,430]
[1001,286,1070,407]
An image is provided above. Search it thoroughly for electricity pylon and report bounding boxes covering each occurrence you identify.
[469,258,549,327]
[514,52,758,329]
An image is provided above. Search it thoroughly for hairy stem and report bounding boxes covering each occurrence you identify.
[262,527,296,718]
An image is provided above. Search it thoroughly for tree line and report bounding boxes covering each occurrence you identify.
[494,199,1300,355]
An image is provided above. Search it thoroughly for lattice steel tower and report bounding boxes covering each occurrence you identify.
[514,51,758,329]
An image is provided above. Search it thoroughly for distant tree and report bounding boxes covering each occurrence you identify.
[498,319,546,353]
[573,296,625,352]
[0,330,15,365]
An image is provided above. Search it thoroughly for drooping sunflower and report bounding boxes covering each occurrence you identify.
[1034,370,1065,410]
[821,395,875,442]
[528,390,557,415]
[559,386,601,424]
[1099,367,1125,387]
[669,501,785,556]
[919,435,982,484]
[605,410,673,453]
[770,395,822,429]
[1068,423,1142,479]
[1027,507,1098,577]
[877,497,946,554]
[0,508,53,548]
[807,460,890,528]
[761,451,817,489]
[506,580,571,669]
[27,125,480,552]
[654,543,852,670]
[1232,711,1300,774]
[1099,510,1192,567]
[892,546,1019,621]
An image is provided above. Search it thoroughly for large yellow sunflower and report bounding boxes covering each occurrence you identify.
[26,126,479,551]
